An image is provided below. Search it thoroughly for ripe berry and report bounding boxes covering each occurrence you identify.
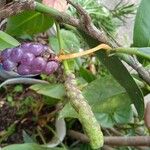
[21,43,31,51]
[44,61,59,75]
[1,48,13,60]
[17,64,31,75]
[31,57,46,74]
[2,60,17,71]
[21,52,35,65]
[10,48,23,63]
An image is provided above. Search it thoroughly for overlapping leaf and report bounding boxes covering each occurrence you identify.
[30,84,65,100]
[6,11,54,36]
[0,31,20,50]
[79,31,144,119]
[59,76,133,127]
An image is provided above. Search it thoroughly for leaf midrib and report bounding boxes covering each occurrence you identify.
[7,13,40,32]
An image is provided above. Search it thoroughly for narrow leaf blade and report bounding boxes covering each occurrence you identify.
[133,0,150,47]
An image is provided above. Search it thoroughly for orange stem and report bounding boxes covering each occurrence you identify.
[58,44,112,61]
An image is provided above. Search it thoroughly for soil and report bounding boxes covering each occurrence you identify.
[0,87,55,147]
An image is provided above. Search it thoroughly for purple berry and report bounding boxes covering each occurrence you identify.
[21,52,35,65]
[17,64,31,75]
[44,61,59,75]
[2,60,17,71]
[1,48,13,60]
[31,57,46,74]
[28,43,44,56]
[10,48,23,62]
[21,43,31,51]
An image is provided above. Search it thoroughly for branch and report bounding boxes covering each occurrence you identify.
[119,55,150,85]
[0,0,35,19]
[68,130,150,146]
[66,0,109,44]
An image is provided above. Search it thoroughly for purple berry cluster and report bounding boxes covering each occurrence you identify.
[0,43,59,75]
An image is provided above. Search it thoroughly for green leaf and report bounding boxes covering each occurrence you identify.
[0,31,20,50]
[6,11,54,36]
[79,30,144,119]
[49,29,81,72]
[23,131,35,143]
[83,76,133,127]
[133,0,150,47]
[58,102,78,119]
[49,29,80,54]
[2,143,65,150]
[59,76,133,127]
[30,84,65,100]
[79,67,96,83]
[83,77,129,106]
[43,96,62,106]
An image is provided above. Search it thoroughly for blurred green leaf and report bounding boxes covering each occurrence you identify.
[6,11,54,36]
[59,102,78,119]
[49,29,80,54]
[23,131,35,143]
[84,76,133,127]
[30,84,65,100]
[43,96,62,106]
[49,29,80,71]
[0,31,20,50]
[2,143,65,150]
[59,76,133,127]
[68,0,116,35]
[133,0,150,47]
[13,85,23,93]
[71,143,92,150]
[49,36,60,54]
[79,67,96,83]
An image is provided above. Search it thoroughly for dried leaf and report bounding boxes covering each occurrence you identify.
[42,0,68,12]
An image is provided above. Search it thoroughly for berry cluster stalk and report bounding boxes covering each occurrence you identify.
[55,22,104,149]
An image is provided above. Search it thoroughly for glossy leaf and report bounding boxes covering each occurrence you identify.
[2,143,65,150]
[0,31,20,50]
[49,29,80,54]
[30,84,65,100]
[133,0,150,47]
[59,76,133,127]
[79,30,144,119]
[6,11,54,36]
